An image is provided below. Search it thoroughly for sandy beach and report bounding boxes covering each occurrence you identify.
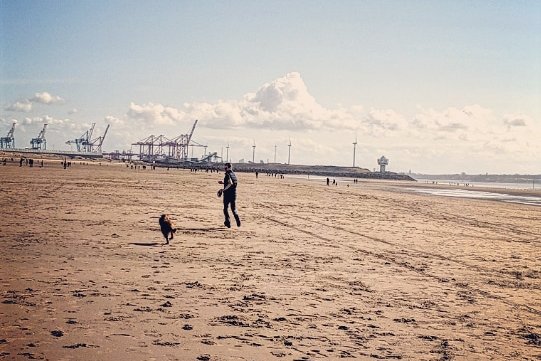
[1,160,540,360]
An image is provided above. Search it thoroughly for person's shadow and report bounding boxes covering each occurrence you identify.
[129,241,162,247]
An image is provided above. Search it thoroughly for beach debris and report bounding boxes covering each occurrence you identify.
[152,339,180,347]
[212,315,250,327]
[63,343,91,349]
[51,330,64,337]
[518,327,541,346]
[72,291,86,298]
[243,293,267,302]
[185,281,203,288]
[393,318,416,324]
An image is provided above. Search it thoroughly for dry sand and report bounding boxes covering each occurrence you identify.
[1,160,540,360]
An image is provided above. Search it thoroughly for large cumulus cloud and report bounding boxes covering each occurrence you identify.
[4,91,64,112]
[127,72,361,131]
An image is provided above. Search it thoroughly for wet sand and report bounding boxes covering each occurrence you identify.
[1,161,540,360]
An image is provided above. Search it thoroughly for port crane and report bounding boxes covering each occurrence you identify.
[30,124,47,150]
[66,123,110,153]
[0,122,16,148]
[133,119,201,162]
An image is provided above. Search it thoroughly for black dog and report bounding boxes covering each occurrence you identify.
[159,214,176,244]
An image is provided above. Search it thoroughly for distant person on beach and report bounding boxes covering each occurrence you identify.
[218,162,241,228]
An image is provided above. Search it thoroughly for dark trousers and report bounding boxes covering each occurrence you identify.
[223,194,240,224]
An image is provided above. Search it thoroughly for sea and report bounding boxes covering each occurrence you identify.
[284,174,541,207]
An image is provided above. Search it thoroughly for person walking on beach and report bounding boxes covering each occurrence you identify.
[218,162,241,228]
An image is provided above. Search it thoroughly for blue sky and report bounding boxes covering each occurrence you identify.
[1,0,540,173]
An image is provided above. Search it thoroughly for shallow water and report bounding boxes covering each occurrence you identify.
[414,178,537,190]
[407,188,541,207]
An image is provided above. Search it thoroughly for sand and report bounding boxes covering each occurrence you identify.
[1,160,540,360]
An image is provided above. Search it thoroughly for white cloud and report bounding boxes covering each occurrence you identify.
[104,115,124,125]
[127,102,185,125]
[4,91,64,113]
[127,72,362,131]
[363,108,407,134]
[81,72,538,173]
[30,92,64,104]
[5,100,32,112]
[22,115,70,125]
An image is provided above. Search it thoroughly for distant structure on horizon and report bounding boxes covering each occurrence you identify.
[131,120,215,163]
[288,139,292,165]
[30,123,48,150]
[66,123,110,153]
[0,122,16,149]
[352,137,357,167]
[377,156,388,173]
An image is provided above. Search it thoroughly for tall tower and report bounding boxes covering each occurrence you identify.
[274,144,277,163]
[252,140,256,163]
[287,139,291,165]
[352,137,357,167]
[377,156,389,173]
[226,144,230,163]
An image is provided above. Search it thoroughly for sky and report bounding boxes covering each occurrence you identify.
[1,0,540,174]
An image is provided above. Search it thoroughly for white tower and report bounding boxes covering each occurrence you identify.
[377,156,388,173]
[287,139,291,165]
[352,137,357,167]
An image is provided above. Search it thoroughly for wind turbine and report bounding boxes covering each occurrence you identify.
[353,136,357,167]
[287,139,292,165]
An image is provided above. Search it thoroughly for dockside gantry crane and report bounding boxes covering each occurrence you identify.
[30,124,47,150]
[0,122,16,149]
[66,123,109,153]
[66,123,95,152]
[132,119,200,162]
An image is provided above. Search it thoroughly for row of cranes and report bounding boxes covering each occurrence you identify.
[66,123,110,153]
[131,120,216,163]
[0,122,109,153]
[0,120,204,163]
[0,123,49,150]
